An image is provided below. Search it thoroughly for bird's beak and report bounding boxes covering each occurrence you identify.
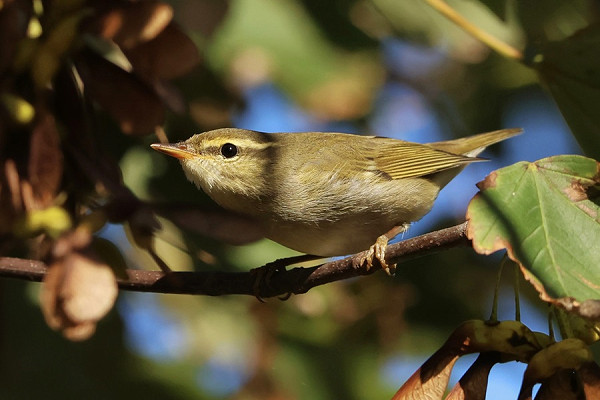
[151,143,197,159]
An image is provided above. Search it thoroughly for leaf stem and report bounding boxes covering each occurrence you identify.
[513,261,521,321]
[489,254,507,322]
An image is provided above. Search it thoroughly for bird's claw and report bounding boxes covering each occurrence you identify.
[354,235,397,275]
[250,259,297,301]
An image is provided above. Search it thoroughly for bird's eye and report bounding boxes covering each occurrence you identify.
[220,143,238,158]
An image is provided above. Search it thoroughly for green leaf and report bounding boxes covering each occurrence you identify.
[466,155,600,304]
[533,23,600,159]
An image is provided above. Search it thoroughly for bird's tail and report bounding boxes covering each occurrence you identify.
[429,128,522,157]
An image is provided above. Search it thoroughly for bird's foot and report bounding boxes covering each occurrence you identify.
[250,261,286,302]
[354,234,397,276]
[250,254,321,301]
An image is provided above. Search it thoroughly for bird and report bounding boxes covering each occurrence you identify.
[151,127,521,274]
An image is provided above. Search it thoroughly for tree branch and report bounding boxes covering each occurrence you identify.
[0,222,470,298]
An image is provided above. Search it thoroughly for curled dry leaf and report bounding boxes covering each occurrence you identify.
[392,320,547,400]
[41,229,118,341]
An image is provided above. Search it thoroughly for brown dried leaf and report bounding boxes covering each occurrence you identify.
[391,353,458,400]
[125,22,201,81]
[91,0,173,49]
[76,50,165,135]
[41,230,118,341]
[28,112,63,209]
[392,320,547,400]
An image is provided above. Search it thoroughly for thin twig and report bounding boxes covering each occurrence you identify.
[0,222,471,298]
[424,0,523,60]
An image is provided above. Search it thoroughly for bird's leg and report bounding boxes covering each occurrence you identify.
[358,223,409,275]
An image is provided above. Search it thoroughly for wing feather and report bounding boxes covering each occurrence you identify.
[373,140,481,180]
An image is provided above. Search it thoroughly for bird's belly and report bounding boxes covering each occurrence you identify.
[265,177,441,256]
[263,215,403,257]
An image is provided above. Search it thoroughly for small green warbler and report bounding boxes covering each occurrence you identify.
[152,128,521,274]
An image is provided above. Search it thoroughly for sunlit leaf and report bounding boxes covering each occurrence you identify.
[467,156,600,305]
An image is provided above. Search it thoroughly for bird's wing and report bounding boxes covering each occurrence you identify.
[373,139,482,180]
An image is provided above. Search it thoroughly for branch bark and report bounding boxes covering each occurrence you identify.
[0,222,470,298]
